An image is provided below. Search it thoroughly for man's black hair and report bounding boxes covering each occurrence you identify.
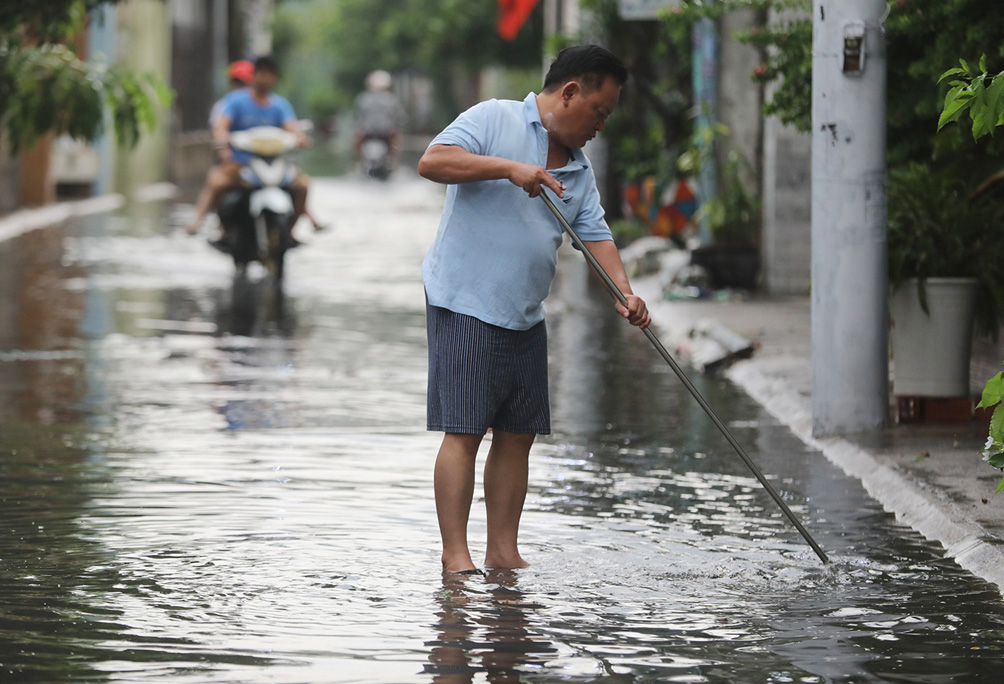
[254,55,279,75]
[542,45,627,94]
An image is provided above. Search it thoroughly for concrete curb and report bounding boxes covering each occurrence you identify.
[726,358,1004,594]
[0,183,177,244]
[0,194,125,244]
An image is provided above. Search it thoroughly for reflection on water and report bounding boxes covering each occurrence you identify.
[425,571,560,683]
[1,175,1003,682]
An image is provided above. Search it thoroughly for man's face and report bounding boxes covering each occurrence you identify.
[552,75,620,148]
[253,68,278,93]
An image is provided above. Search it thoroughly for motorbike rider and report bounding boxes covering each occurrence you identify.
[353,69,406,170]
[208,59,253,130]
[186,60,250,246]
[187,55,321,243]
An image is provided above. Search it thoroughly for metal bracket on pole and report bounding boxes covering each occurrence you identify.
[540,192,829,564]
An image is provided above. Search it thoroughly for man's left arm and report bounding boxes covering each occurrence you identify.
[582,240,650,329]
[279,97,310,147]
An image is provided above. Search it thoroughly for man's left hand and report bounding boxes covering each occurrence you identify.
[616,295,650,329]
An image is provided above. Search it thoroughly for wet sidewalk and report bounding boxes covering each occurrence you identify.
[630,274,1004,594]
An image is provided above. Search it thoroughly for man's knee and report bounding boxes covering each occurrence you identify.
[208,172,233,191]
[490,429,536,454]
[442,432,484,457]
[291,173,310,195]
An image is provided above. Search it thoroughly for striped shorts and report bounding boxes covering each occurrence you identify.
[426,302,550,435]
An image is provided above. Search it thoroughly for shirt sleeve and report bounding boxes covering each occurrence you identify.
[276,95,297,125]
[571,172,613,242]
[209,99,223,128]
[220,92,241,122]
[428,100,495,156]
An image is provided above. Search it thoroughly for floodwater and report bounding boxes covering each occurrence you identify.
[1,175,1003,683]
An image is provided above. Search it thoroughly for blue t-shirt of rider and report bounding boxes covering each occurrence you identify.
[220,89,296,163]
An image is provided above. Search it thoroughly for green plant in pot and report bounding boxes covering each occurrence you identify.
[887,163,1004,338]
[887,163,1004,399]
[699,150,761,249]
[679,127,762,289]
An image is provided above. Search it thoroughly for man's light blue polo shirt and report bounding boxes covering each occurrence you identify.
[422,92,612,330]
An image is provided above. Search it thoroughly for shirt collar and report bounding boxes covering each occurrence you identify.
[523,91,542,127]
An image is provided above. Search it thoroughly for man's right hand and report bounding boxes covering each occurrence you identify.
[507,162,564,199]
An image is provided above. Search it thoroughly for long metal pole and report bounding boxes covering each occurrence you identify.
[540,192,829,564]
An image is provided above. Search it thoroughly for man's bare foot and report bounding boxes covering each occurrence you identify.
[442,553,478,575]
[483,553,529,569]
[186,220,202,236]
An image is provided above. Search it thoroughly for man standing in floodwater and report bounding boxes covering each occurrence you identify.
[418,45,651,575]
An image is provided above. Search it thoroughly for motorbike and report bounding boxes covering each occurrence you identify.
[215,126,300,280]
[359,133,393,180]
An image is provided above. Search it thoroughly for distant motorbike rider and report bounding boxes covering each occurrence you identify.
[187,55,322,242]
[353,70,406,169]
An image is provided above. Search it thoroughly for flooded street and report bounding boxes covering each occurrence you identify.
[2,174,1003,682]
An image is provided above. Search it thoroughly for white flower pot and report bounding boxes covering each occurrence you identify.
[889,277,979,397]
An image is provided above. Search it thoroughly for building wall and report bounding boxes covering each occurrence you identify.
[170,1,220,134]
[762,118,811,294]
[717,10,761,191]
[760,7,812,295]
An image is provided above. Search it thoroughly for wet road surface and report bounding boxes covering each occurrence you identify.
[1,174,1003,682]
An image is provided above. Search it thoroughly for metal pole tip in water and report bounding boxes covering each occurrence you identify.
[539,192,829,564]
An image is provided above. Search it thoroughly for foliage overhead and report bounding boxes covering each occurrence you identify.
[938,55,1004,141]
[0,0,171,152]
[661,0,806,129]
[662,0,1004,171]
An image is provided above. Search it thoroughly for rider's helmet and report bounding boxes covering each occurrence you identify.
[365,70,393,92]
[228,60,254,85]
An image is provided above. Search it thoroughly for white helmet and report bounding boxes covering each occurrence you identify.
[366,70,392,92]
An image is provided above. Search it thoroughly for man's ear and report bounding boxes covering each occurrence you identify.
[560,81,581,105]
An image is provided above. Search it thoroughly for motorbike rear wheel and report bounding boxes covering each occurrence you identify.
[261,209,290,281]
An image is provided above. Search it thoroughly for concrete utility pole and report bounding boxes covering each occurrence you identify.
[811,0,888,436]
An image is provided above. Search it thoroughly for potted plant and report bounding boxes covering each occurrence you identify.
[887,162,1004,397]
[679,128,762,290]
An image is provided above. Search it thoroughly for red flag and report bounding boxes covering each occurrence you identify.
[497,0,539,41]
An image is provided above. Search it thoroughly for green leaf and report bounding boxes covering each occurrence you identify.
[991,404,1004,445]
[983,73,1004,130]
[980,53,988,74]
[971,78,991,139]
[977,371,1004,409]
[938,92,972,130]
[989,452,1004,469]
[938,67,966,83]
[997,475,1004,493]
